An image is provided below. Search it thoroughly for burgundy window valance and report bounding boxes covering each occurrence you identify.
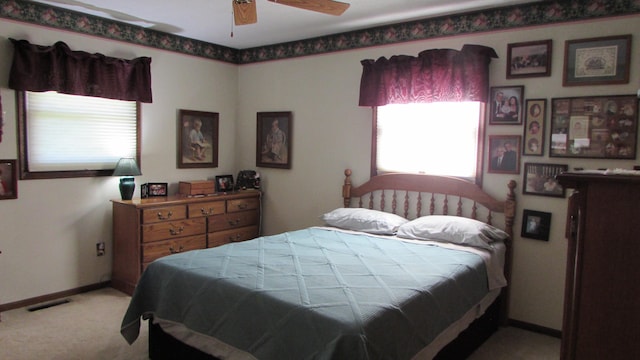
[359,44,497,106]
[9,39,152,103]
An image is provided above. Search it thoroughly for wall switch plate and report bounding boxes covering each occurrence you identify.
[96,242,105,256]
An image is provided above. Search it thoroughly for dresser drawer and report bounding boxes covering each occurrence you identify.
[142,234,206,265]
[142,218,206,243]
[208,211,259,232]
[142,205,187,224]
[227,197,259,213]
[188,201,225,218]
[208,225,259,247]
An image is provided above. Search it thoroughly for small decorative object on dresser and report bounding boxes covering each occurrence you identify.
[141,183,168,198]
[215,174,234,193]
[178,180,215,196]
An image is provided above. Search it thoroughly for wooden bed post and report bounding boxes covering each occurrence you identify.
[342,169,352,208]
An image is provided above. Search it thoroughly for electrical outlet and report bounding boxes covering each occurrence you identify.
[96,242,105,256]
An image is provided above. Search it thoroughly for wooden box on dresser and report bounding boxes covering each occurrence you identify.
[111,190,261,295]
[557,172,640,360]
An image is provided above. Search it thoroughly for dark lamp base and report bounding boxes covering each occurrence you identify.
[119,177,136,200]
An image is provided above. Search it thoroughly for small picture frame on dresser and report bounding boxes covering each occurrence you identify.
[215,175,234,193]
[141,183,168,198]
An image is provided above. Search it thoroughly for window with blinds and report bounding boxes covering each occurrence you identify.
[19,91,140,179]
[375,102,484,184]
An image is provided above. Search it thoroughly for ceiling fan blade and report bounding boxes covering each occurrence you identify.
[268,0,350,16]
[233,0,258,25]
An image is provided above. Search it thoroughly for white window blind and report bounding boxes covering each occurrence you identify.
[25,91,138,172]
[376,102,481,180]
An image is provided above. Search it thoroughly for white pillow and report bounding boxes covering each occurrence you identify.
[321,208,409,235]
[396,215,509,249]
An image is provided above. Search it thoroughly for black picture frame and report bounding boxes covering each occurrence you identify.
[507,39,552,79]
[257,111,292,169]
[0,159,17,200]
[521,209,551,241]
[178,109,219,169]
[141,182,168,198]
[523,163,567,198]
[563,35,631,86]
[549,95,638,159]
[215,174,234,193]
[489,86,525,125]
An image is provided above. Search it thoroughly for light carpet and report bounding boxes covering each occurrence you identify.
[0,287,560,359]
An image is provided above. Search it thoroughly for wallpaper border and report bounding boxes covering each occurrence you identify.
[1,0,639,64]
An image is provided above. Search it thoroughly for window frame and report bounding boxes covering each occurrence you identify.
[16,91,141,180]
[370,103,487,186]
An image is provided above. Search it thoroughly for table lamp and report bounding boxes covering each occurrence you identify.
[112,157,142,200]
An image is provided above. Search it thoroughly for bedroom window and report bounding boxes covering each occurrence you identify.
[375,102,485,184]
[18,91,140,180]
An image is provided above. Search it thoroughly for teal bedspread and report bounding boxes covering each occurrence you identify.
[121,227,489,359]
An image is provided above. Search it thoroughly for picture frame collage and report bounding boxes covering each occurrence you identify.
[496,34,633,242]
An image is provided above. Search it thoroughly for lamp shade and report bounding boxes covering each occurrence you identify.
[112,158,142,177]
[113,158,141,200]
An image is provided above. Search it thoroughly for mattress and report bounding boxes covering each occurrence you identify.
[121,226,506,359]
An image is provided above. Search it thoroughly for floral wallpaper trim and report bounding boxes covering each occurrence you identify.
[1,0,639,65]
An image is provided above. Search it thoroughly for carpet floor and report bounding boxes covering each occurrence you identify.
[0,287,560,359]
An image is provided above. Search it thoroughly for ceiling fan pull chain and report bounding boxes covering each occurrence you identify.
[230,11,234,37]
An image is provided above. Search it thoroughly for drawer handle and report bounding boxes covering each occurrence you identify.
[169,226,184,236]
[169,245,184,254]
[236,203,248,210]
[228,219,241,226]
[157,211,173,220]
[227,234,241,242]
[200,207,216,216]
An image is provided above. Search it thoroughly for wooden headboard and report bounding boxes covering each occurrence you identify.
[341,169,517,323]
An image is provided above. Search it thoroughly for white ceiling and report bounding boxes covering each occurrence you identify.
[29,0,540,49]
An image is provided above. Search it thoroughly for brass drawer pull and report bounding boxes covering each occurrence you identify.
[228,219,241,226]
[237,203,248,210]
[157,211,173,220]
[169,245,184,254]
[200,208,216,216]
[227,234,241,242]
[169,226,184,236]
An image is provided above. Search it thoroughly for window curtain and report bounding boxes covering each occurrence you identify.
[359,44,497,106]
[8,39,152,103]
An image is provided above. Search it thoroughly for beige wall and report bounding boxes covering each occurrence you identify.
[1,15,639,331]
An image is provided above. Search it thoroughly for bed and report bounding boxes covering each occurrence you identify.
[121,169,516,359]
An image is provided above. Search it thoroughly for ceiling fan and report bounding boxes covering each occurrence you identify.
[233,0,350,26]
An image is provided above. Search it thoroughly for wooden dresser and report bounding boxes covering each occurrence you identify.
[111,190,261,295]
[557,172,640,360]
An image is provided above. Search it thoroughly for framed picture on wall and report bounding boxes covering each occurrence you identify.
[523,99,547,156]
[257,111,292,169]
[177,109,219,169]
[507,39,552,79]
[563,35,631,86]
[549,95,637,159]
[521,209,551,241]
[489,86,524,125]
[0,159,17,200]
[488,135,521,174]
[523,162,567,198]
